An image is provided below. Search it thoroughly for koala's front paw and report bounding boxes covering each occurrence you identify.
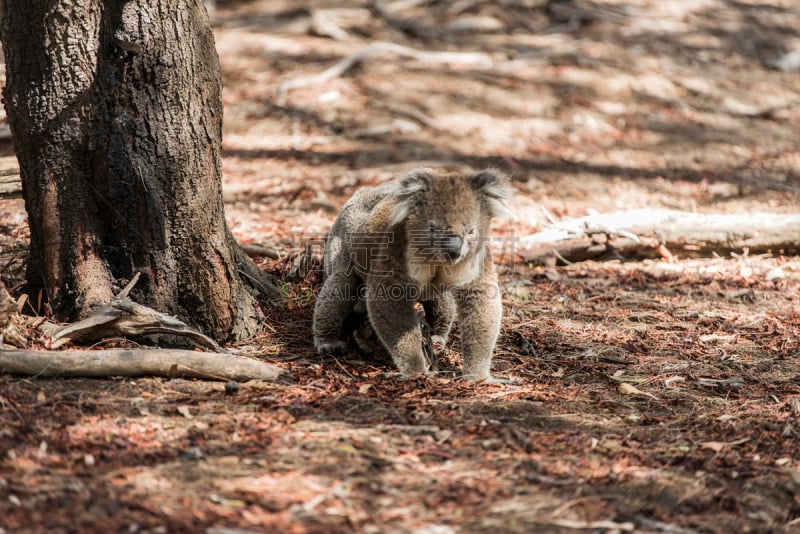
[430,335,448,351]
[315,340,348,356]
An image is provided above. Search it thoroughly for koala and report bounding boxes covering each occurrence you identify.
[312,168,510,381]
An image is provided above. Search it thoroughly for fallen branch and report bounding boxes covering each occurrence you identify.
[515,209,800,263]
[0,348,292,383]
[277,41,493,103]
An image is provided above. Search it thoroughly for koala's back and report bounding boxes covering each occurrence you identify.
[332,183,396,234]
[324,183,399,278]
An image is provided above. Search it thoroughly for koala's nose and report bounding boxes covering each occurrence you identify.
[442,235,463,260]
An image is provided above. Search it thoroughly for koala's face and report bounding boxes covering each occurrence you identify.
[391,169,510,265]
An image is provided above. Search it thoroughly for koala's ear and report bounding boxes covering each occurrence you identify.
[469,169,512,218]
[390,168,433,226]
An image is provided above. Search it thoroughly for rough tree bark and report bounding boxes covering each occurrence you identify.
[0,0,277,341]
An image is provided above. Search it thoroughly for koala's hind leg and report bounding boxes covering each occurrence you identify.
[367,283,429,375]
[313,272,359,355]
[422,292,456,348]
[454,274,502,381]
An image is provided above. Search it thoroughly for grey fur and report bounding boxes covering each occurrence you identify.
[313,168,511,381]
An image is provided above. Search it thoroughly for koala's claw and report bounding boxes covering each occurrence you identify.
[316,340,348,356]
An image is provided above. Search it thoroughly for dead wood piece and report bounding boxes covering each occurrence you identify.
[277,41,493,103]
[369,0,440,40]
[0,348,292,383]
[352,118,421,138]
[233,243,283,300]
[515,209,800,264]
[309,10,351,40]
[51,296,226,352]
[378,101,447,131]
[0,281,26,348]
[0,173,22,198]
[447,15,505,33]
[768,49,800,72]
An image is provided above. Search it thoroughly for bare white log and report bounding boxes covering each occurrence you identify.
[0,348,292,382]
[515,209,800,263]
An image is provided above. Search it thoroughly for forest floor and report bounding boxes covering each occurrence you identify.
[2,0,800,532]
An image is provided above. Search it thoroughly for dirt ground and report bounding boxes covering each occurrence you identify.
[2,0,800,532]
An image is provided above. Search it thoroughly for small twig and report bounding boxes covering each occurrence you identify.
[173,364,230,382]
[369,0,438,40]
[541,205,558,224]
[582,222,641,243]
[116,272,141,299]
[551,248,574,265]
[309,10,351,40]
[379,102,447,131]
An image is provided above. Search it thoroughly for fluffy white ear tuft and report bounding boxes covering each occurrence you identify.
[390,168,434,226]
[469,169,512,218]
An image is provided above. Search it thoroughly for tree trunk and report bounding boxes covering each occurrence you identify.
[0,0,276,341]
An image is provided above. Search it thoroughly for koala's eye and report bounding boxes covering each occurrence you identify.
[467,227,477,236]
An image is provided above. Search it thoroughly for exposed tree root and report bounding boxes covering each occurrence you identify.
[50,296,227,352]
[0,274,292,383]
